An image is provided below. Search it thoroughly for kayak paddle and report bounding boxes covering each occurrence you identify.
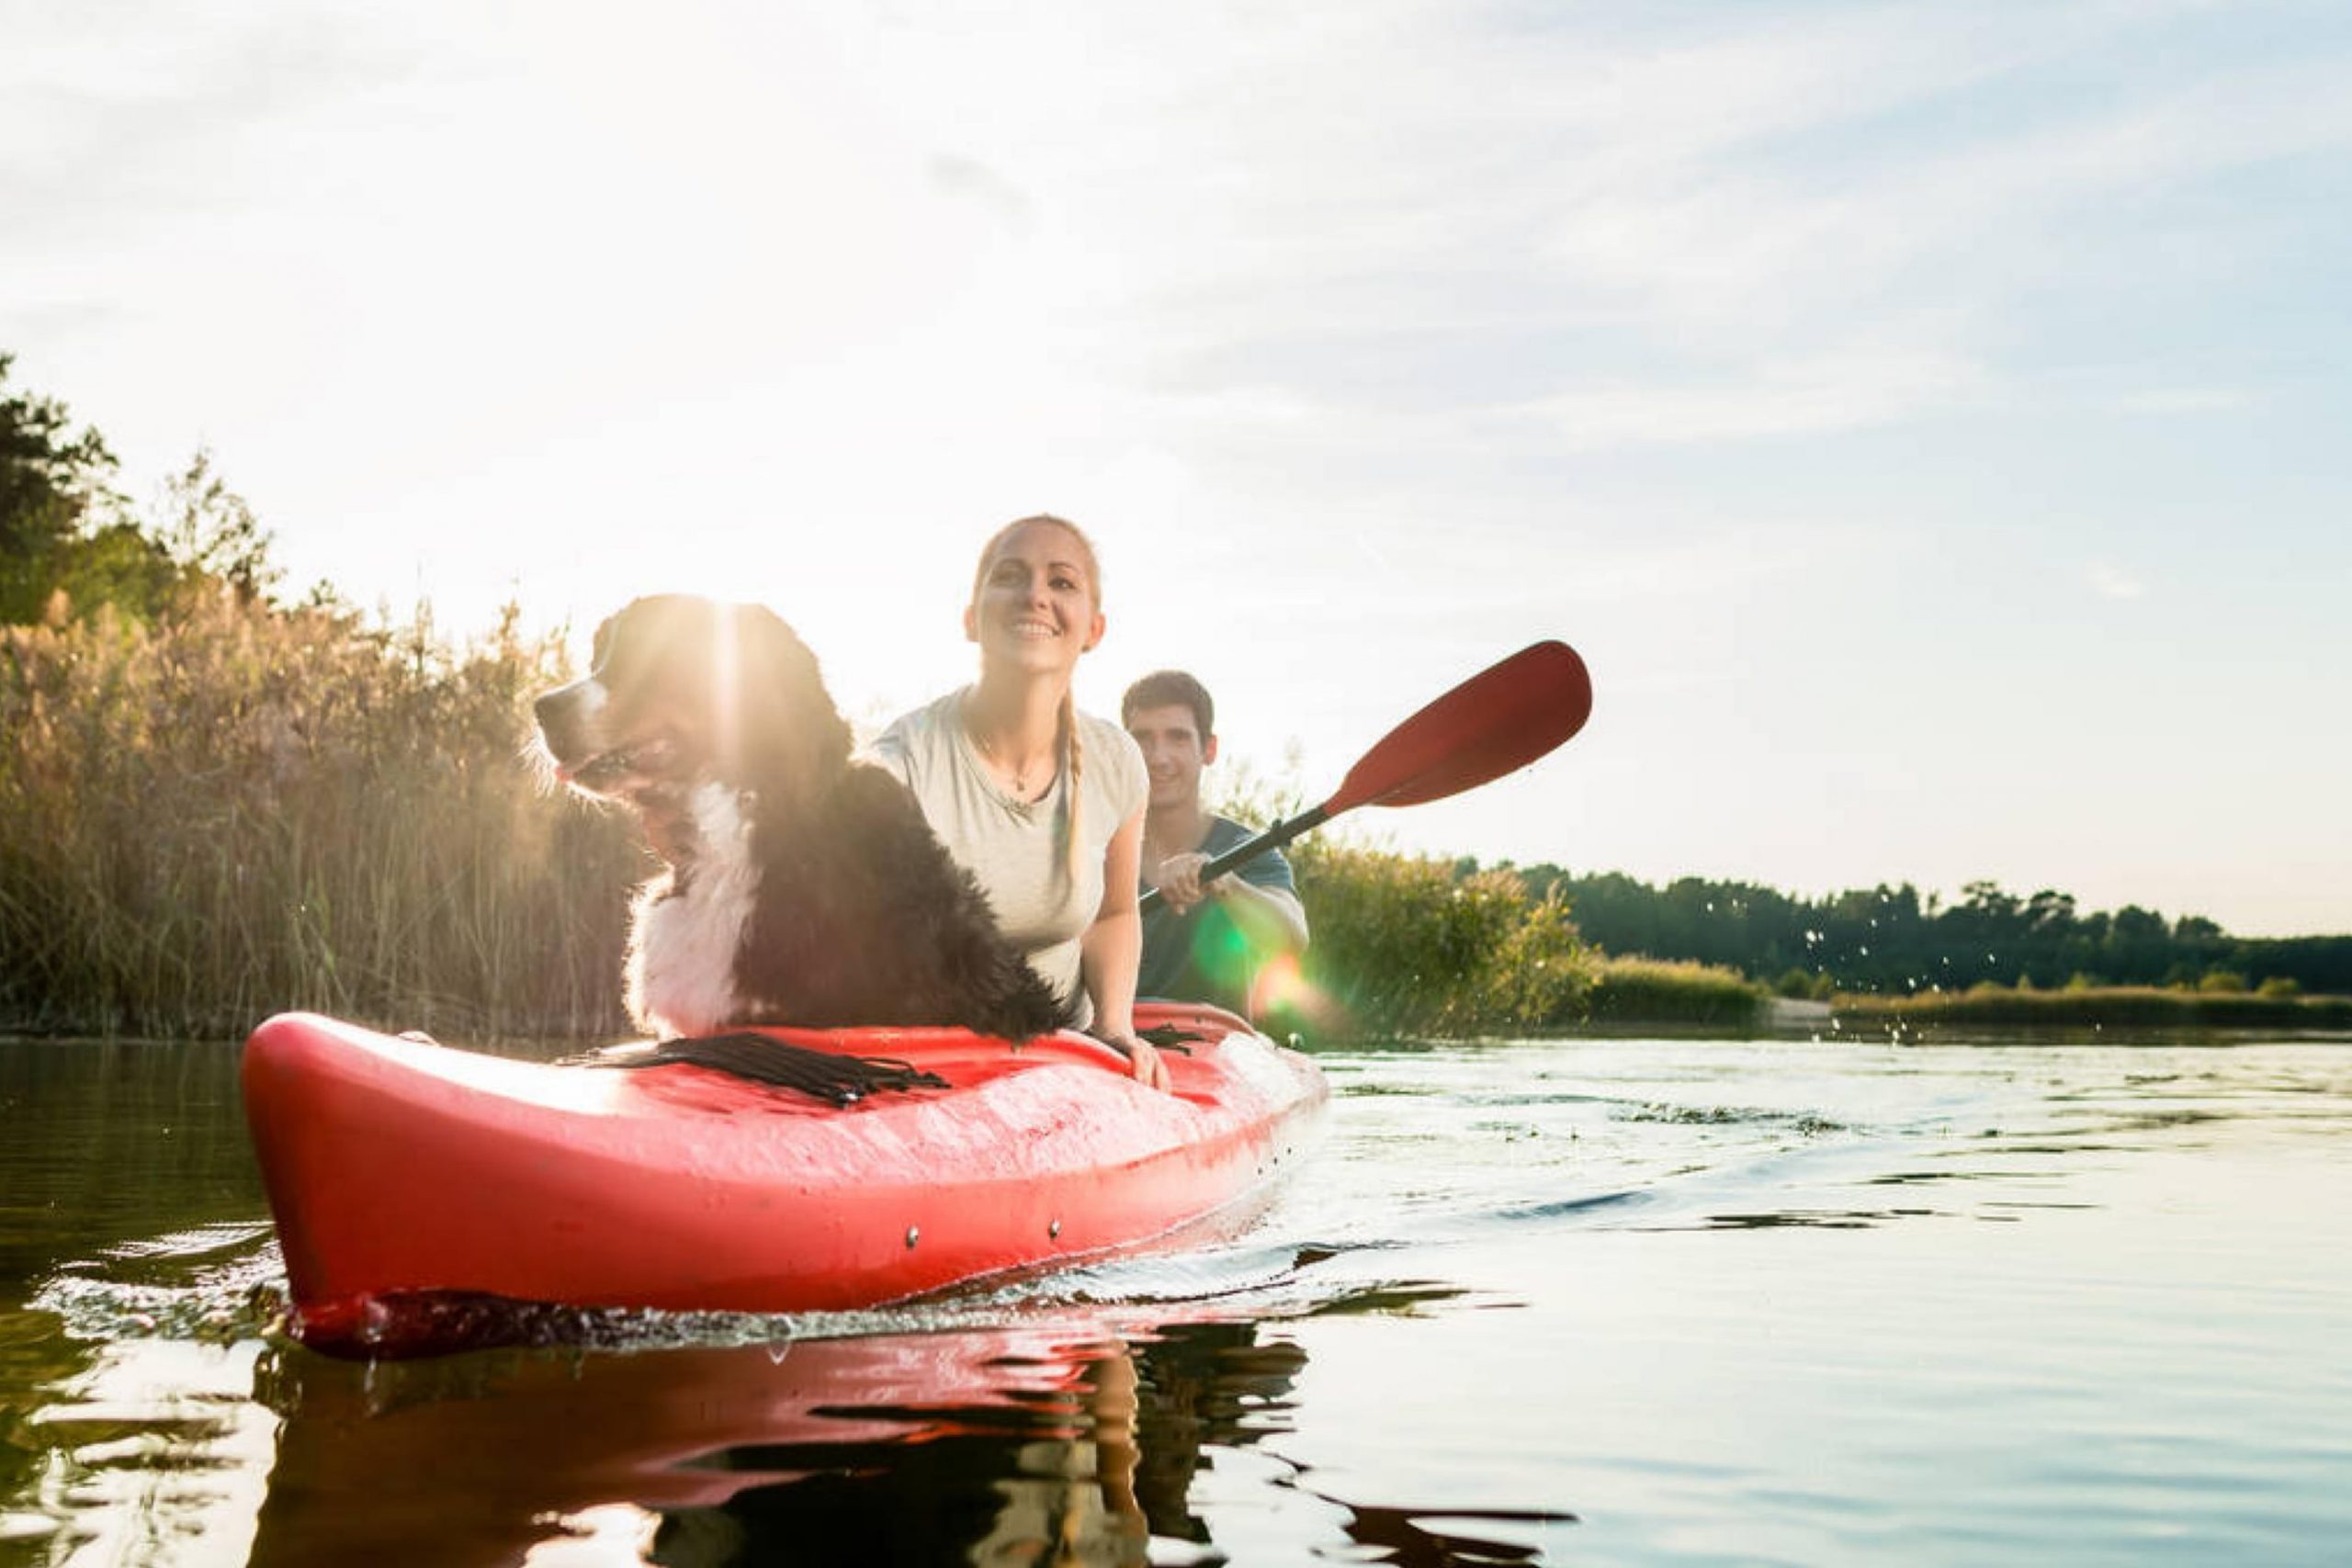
[1137,639,1592,912]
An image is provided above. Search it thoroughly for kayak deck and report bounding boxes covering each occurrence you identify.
[242,1003,1327,1356]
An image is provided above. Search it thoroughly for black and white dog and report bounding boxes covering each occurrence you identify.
[534,594,1066,1042]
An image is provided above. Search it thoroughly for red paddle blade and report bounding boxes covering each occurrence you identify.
[1321,641,1592,815]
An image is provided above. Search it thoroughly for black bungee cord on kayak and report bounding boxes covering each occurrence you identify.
[573,1024,1208,1104]
[584,1032,950,1107]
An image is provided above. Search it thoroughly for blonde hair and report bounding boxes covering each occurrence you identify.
[972,514,1102,883]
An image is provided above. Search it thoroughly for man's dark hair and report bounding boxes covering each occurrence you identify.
[1121,669,1215,740]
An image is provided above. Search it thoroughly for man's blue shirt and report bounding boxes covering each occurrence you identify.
[1136,816,1297,1016]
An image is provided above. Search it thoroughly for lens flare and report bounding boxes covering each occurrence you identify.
[1248,952,1342,1038]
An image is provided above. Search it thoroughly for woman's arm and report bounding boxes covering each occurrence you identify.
[1081,804,1167,1089]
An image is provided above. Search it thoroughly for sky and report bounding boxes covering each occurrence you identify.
[6,0,2349,937]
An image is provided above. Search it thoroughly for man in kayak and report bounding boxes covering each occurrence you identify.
[1124,671,1309,1020]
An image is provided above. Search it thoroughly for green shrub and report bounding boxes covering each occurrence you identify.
[2257,975,2302,998]
[1475,885,1593,1030]
[1770,967,1838,1002]
[2197,970,2248,994]
[1284,839,1591,1037]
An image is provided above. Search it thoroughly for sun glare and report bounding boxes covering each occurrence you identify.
[713,601,741,768]
[1249,953,1338,1037]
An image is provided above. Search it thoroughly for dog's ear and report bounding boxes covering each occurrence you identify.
[597,594,698,695]
[725,604,853,794]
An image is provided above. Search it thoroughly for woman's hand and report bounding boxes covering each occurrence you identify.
[1100,1031,1171,1092]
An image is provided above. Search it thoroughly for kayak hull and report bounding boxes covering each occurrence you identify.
[241,1003,1326,1355]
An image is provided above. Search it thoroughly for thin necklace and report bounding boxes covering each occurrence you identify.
[965,698,1057,802]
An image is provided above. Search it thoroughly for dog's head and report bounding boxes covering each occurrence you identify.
[534,595,853,805]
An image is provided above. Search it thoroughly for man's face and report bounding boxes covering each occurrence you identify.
[1125,704,1217,811]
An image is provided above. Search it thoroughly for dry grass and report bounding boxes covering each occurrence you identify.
[0,591,641,1040]
[1585,955,1768,1028]
[1834,985,2352,1032]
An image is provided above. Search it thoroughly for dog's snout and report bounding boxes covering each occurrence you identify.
[534,680,604,766]
[533,690,571,751]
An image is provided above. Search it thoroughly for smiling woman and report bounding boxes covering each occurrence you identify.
[867,516,1165,1088]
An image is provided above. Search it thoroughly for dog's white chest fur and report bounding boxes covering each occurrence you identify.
[627,783,765,1038]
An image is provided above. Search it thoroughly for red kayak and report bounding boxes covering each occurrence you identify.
[242,1002,1327,1356]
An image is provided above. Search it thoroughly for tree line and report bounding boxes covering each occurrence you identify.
[1503,867,2352,998]
[3,355,284,628]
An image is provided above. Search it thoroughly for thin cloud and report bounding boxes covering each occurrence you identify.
[924,154,1035,230]
[2088,563,2147,601]
[1512,344,1990,448]
[2114,387,2256,414]
[868,1,2352,466]
[1,6,421,231]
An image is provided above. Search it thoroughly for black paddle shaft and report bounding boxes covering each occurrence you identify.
[1136,804,1329,915]
[1130,638,1591,918]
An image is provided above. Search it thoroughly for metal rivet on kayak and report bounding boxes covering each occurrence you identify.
[1049,1219,1061,1239]
[904,1225,920,1249]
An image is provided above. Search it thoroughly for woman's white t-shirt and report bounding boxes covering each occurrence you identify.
[867,690,1147,1026]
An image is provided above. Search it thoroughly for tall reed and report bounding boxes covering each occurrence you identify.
[0,592,641,1040]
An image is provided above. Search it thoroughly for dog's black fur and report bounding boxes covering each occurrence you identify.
[534,594,1069,1042]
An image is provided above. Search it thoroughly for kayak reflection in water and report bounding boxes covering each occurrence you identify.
[641,1323,1307,1567]
[245,1319,1307,1567]
[868,516,1168,1090]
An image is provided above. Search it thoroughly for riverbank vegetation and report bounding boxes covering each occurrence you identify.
[1,592,641,1038]
[1270,841,1585,1036]
[5,356,2338,1043]
[3,357,632,1038]
[1,575,1744,1041]
[0,355,1772,1043]
[1834,984,2352,1034]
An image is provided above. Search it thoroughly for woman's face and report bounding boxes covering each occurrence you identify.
[965,521,1105,675]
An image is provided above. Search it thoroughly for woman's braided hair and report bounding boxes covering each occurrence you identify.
[971,514,1102,884]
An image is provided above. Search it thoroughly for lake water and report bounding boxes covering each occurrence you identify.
[3,1028,2348,1566]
